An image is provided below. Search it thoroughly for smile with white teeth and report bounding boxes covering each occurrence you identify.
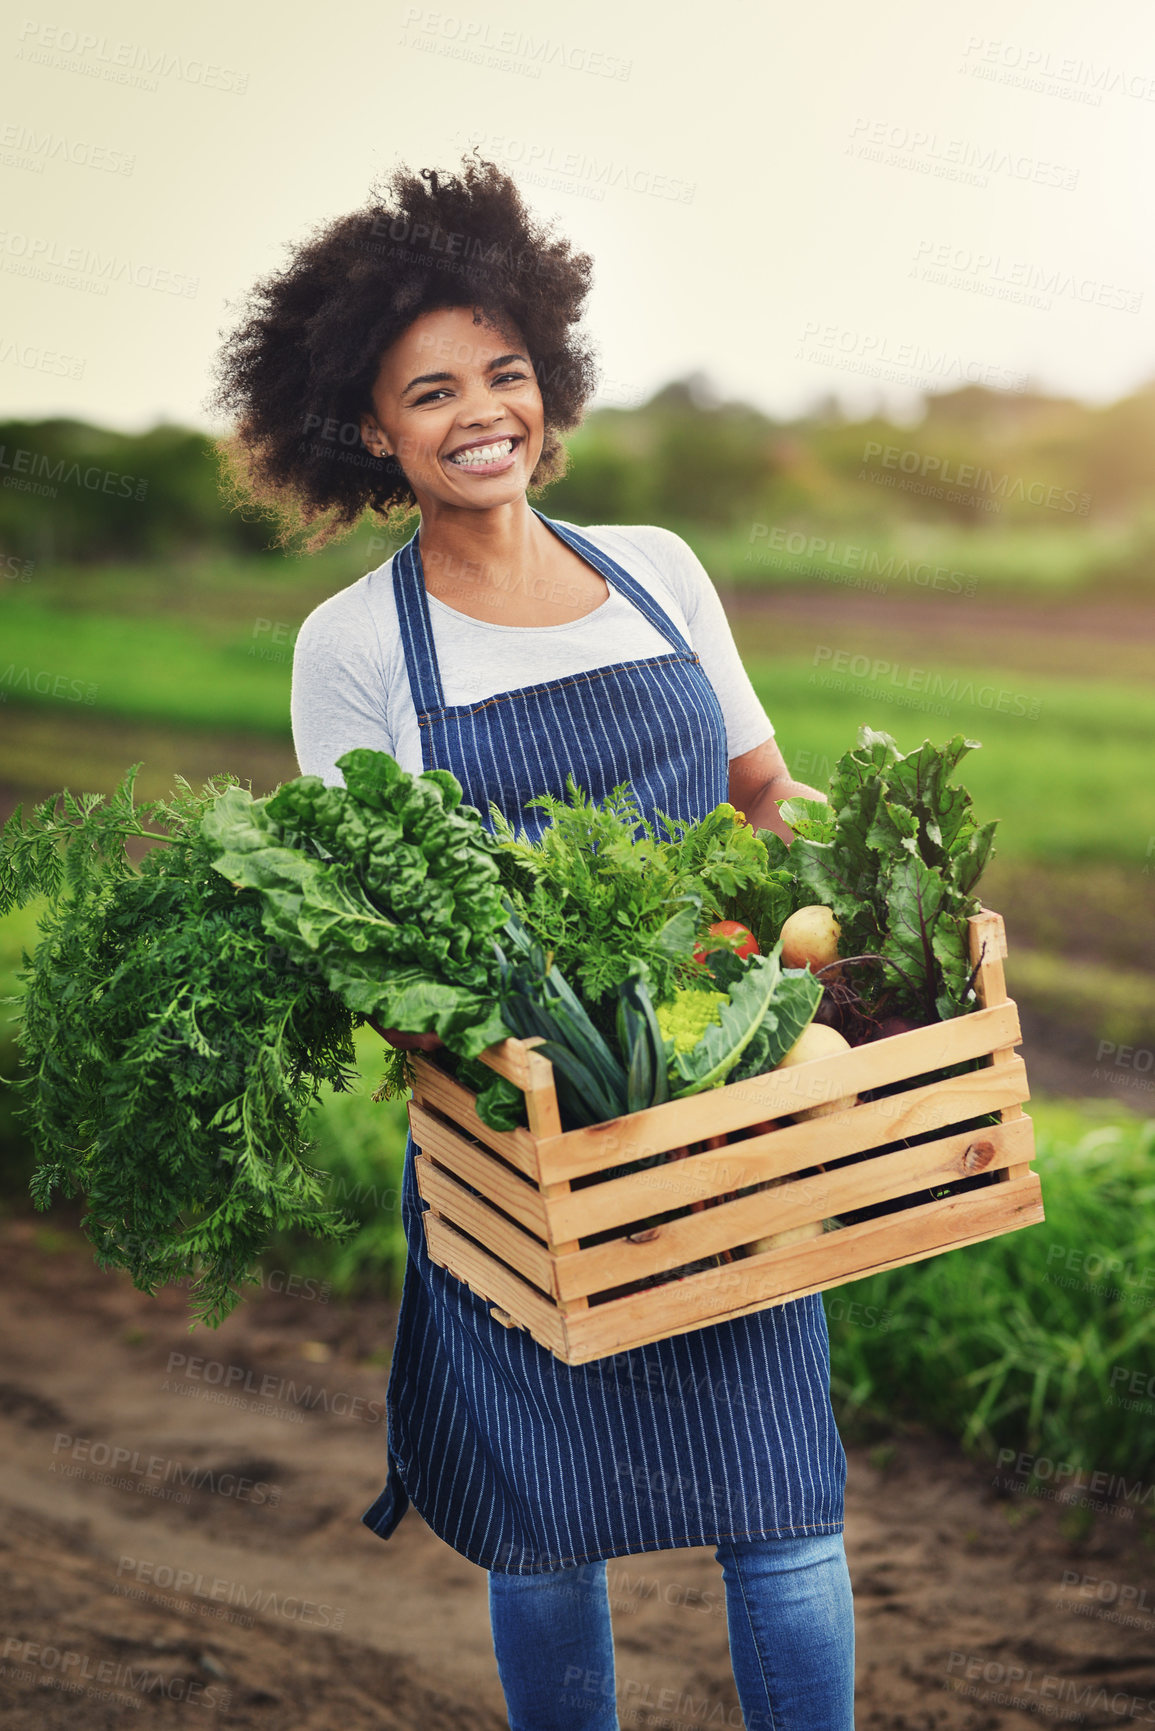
[446,437,516,468]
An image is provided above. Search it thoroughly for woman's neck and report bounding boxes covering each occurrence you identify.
[413,499,610,626]
[416,496,542,594]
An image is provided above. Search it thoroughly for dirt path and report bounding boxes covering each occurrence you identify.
[2,1213,1154,1730]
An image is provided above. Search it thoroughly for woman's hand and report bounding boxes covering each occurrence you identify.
[728,738,827,844]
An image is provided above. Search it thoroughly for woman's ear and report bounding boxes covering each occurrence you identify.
[360,415,390,459]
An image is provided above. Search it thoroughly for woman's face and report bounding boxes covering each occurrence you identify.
[360,305,545,516]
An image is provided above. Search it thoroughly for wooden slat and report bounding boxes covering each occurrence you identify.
[472,1036,542,1090]
[410,1058,541,1179]
[422,1214,568,1355]
[542,1057,1028,1241]
[408,1103,549,1237]
[532,1000,1024,1181]
[968,906,1008,964]
[523,1048,563,1140]
[415,1156,557,1294]
[561,1174,1044,1362]
[969,908,1033,1181]
[550,1116,1036,1301]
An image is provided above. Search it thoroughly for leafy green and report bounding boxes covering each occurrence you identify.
[730,963,825,1084]
[668,946,810,1096]
[453,1057,527,1133]
[202,755,512,1058]
[0,767,360,1327]
[490,779,769,1021]
[777,727,998,1022]
[616,974,672,1116]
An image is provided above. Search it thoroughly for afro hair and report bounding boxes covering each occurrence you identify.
[207,153,599,550]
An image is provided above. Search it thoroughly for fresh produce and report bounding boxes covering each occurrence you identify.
[202,749,512,1061]
[0,724,1002,1318]
[763,728,997,1027]
[656,989,729,1054]
[779,905,841,975]
[0,769,361,1326]
[693,920,759,966]
[775,1023,858,1120]
[490,782,770,1026]
[742,1220,827,1254]
[493,924,671,1128]
[664,949,820,1098]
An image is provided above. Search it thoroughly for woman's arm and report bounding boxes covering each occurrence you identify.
[729,736,827,844]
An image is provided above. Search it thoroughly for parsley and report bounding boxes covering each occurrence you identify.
[0,767,360,1328]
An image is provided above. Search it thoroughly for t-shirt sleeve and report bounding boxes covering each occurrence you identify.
[290,588,395,787]
[625,525,775,758]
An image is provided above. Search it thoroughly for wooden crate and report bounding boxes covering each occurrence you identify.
[411,908,1043,1364]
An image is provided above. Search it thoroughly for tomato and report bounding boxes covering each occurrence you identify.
[693,920,759,964]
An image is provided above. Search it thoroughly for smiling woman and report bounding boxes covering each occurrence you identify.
[208,152,852,1731]
[358,305,612,626]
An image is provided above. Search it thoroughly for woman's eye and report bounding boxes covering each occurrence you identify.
[415,388,451,405]
[496,372,529,386]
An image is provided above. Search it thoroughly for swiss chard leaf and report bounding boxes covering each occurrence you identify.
[670,948,793,1096]
[730,966,824,1083]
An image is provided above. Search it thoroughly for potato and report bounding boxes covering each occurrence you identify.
[780,905,841,974]
[776,1021,858,1120]
[742,1219,826,1255]
[739,1170,829,1255]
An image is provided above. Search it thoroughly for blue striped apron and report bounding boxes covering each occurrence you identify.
[360,510,846,1573]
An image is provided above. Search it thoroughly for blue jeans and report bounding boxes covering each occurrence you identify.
[488,1531,855,1730]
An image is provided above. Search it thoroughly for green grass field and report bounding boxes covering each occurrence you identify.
[5,586,1155,866]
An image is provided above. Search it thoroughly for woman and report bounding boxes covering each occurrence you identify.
[212,155,855,1731]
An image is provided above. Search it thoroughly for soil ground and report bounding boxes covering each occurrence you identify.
[2,1211,1154,1731]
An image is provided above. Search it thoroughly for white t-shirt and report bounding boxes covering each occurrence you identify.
[290,521,774,786]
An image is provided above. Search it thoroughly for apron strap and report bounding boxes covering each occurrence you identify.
[532,510,696,657]
[392,511,698,725]
[392,529,447,717]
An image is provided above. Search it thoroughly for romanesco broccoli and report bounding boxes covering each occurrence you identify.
[656,989,730,1055]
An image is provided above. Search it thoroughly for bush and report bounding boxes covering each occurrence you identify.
[824,1101,1155,1482]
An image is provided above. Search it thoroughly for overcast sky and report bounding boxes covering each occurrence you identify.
[3,0,1154,433]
